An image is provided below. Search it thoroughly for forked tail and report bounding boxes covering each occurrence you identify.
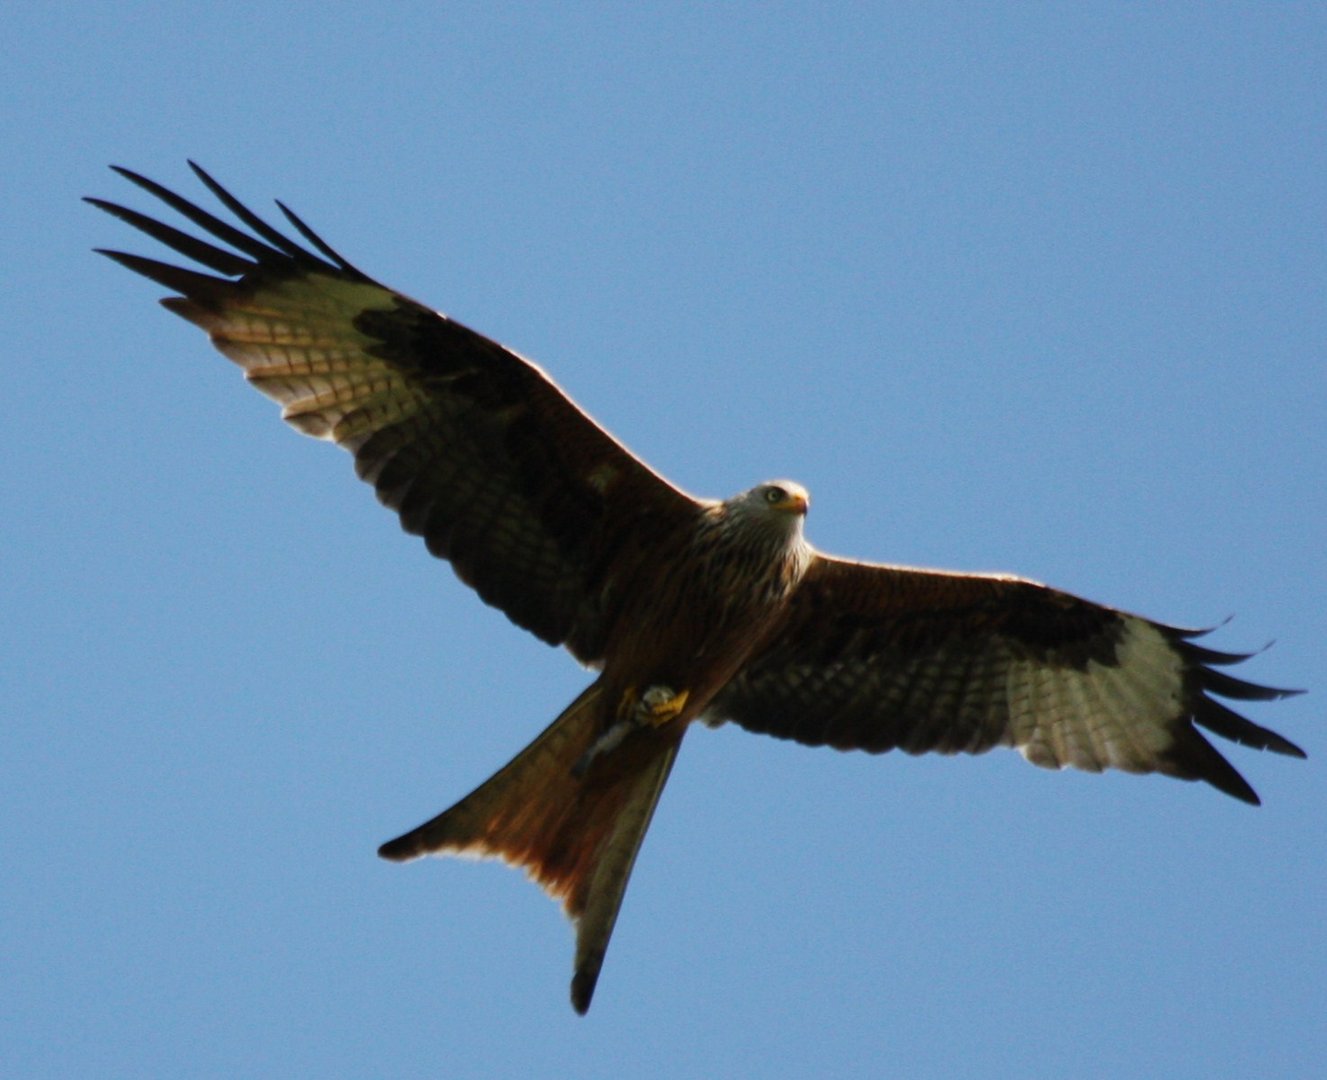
[378,682,682,1013]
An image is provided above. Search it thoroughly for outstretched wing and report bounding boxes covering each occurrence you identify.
[89,164,701,664]
[709,556,1304,803]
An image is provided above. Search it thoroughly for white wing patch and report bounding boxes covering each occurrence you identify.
[1010,617,1184,774]
[187,275,430,445]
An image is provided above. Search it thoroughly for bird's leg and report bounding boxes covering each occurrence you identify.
[572,685,688,777]
[614,686,640,722]
[570,720,635,777]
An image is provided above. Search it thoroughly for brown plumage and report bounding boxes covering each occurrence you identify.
[90,164,1305,1013]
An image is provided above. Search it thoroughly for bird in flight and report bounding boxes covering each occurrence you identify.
[90,164,1305,1013]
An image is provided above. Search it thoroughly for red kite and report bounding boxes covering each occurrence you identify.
[90,164,1305,1013]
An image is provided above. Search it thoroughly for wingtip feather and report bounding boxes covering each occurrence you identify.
[377,834,421,862]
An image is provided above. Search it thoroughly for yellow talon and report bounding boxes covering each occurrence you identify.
[640,686,689,726]
[577,686,690,777]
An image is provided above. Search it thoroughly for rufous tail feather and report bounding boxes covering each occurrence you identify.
[378,681,683,1013]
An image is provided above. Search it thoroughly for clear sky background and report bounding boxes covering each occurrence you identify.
[4,5,1324,1078]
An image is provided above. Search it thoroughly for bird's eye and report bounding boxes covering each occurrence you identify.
[765,486,785,504]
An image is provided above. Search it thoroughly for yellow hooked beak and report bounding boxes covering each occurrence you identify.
[773,489,809,516]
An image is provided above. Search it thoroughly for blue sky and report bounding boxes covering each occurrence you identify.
[5,4,1324,1077]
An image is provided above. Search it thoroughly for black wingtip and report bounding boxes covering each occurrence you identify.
[1168,724,1266,806]
[186,159,222,193]
[108,163,151,186]
[92,161,372,294]
[377,834,418,862]
[1206,759,1262,807]
[275,198,367,278]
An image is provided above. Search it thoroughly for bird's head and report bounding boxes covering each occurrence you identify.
[753,480,810,517]
[725,480,810,537]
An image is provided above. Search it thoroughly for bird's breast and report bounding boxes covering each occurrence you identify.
[600,522,809,714]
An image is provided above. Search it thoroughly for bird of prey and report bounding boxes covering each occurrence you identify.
[90,164,1305,1014]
